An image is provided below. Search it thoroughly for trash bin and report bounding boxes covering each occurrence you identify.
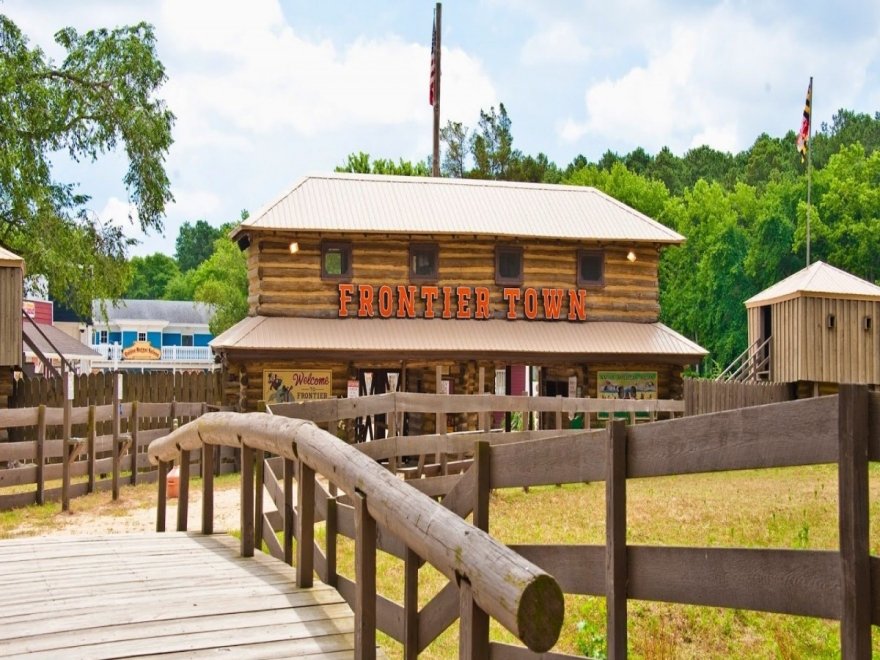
[166,465,180,499]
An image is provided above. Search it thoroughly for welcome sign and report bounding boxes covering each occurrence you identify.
[264,370,333,403]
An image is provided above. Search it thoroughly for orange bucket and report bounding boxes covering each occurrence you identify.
[166,465,180,499]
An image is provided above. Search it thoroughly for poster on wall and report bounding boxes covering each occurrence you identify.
[597,371,657,420]
[264,370,333,404]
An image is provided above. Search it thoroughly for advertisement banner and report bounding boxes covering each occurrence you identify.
[264,370,332,404]
[597,371,657,420]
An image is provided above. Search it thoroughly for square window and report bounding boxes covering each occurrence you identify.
[578,249,604,286]
[496,246,523,285]
[409,243,439,281]
[98,330,108,344]
[322,241,352,279]
[137,332,147,342]
[182,335,194,347]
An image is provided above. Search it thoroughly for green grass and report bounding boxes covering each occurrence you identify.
[315,464,880,658]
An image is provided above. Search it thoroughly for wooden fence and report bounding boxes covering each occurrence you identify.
[683,377,793,415]
[11,370,223,409]
[0,374,229,511]
[148,387,880,658]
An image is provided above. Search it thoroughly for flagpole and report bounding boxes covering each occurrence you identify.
[806,75,813,266]
[432,2,442,177]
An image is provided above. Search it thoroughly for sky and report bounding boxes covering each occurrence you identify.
[3,0,880,258]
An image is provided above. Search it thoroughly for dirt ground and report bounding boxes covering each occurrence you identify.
[11,481,247,538]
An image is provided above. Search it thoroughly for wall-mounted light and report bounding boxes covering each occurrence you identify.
[626,250,637,262]
[289,241,300,254]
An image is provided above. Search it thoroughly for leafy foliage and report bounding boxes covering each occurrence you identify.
[175,220,222,272]
[125,253,179,299]
[0,15,174,316]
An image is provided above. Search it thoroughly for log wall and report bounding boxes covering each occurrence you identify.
[0,264,22,367]
[248,233,660,323]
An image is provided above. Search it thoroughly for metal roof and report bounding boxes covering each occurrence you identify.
[234,172,685,244]
[23,324,101,361]
[0,246,24,268]
[745,261,880,307]
[211,316,706,361]
[93,299,215,325]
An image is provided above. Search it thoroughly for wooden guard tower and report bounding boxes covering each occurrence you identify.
[742,261,880,395]
[0,247,24,407]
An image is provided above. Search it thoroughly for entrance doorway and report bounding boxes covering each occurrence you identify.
[355,369,402,442]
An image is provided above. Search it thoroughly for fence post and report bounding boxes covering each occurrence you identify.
[404,548,419,660]
[296,459,315,588]
[156,460,168,532]
[326,494,338,588]
[87,404,96,492]
[606,419,627,659]
[202,442,214,535]
[35,404,46,505]
[255,449,264,551]
[460,440,490,658]
[283,457,294,566]
[129,401,139,486]
[112,379,121,500]
[61,373,72,513]
[241,444,254,557]
[354,489,377,660]
[177,448,190,532]
[838,384,870,659]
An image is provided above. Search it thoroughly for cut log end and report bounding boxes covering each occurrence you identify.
[517,573,564,653]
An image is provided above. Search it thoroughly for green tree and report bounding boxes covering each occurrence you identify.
[335,152,429,176]
[175,220,222,272]
[193,239,248,335]
[469,103,517,179]
[126,253,180,299]
[439,120,469,178]
[0,16,174,316]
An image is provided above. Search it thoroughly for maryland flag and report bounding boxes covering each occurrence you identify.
[797,78,812,163]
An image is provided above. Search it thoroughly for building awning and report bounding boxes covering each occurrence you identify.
[23,324,101,362]
[211,317,707,363]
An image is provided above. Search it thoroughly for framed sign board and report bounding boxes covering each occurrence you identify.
[597,371,657,420]
[264,370,332,404]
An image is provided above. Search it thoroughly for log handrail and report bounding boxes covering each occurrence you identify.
[147,411,564,653]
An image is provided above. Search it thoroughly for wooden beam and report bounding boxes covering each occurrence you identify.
[606,419,627,660]
[354,490,377,660]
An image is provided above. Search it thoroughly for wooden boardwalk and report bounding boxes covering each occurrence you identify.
[0,532,364,659]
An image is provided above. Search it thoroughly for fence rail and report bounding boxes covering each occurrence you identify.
[148,387,880,658]
[683,377,792,415]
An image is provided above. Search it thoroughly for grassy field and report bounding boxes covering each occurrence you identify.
[2,465,879,657]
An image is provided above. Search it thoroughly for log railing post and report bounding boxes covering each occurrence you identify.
[354,489,377,660]
[157,460,168,532]
[112,382,121,501]
[202,443,214,535]
[129,400,139,486]
[403,548,419,660]
[86,404,96,493]
[325,494,338,587]
[241,443,255,557]
[255,449,265,551]
[606,419,628,660]
[61,375,72,513]
[283,457,294,565]
[177,448,190,532]
[296,459,315,588]
[459,439,490,658]
[838,384,870,659]
[35,404,46,505]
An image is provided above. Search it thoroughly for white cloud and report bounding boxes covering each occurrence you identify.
[521,23,590,65]
[558,4,880,154]
[98,197,139,229]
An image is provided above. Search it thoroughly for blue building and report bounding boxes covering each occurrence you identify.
[87,300,217,372]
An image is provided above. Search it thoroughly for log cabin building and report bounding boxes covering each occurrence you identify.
[213,173,706,433]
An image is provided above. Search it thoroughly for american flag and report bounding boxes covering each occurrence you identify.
[797,79,812,163]
[429,17,436,106]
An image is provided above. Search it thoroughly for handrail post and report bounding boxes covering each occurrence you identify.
[177,449,190,532]
[326,494,338,587]
[130,401,139,486]
[460,439,490,658]
[202,443,214,534]
[296,459,315,588]
[35,404,46,505]
[112,382,121,501]
[86,404,96,492]
[156,460,168,532]
[241,443,255,557]
[403,548,419,660]
[255,449,265,551]
[61,375,72,513]
[354,489,377,660]
[606,419,628,660]
[283,457,294,565]
[838,385,870,658]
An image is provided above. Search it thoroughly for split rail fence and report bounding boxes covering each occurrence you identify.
[149,386,880,658]
[0,371,227,511]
